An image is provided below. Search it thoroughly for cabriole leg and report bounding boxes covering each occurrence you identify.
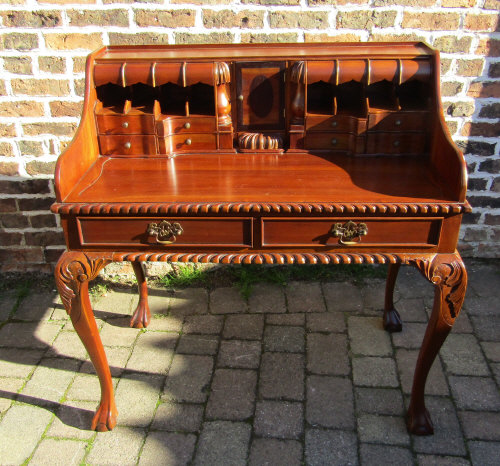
[54,251,117,432]
[407,252,467,435]
[384,262,402,332]
[130,261,150,329]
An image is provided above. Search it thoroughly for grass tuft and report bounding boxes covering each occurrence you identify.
[159,263,208,289]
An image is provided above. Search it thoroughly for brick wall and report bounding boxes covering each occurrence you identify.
[0,0,498,272]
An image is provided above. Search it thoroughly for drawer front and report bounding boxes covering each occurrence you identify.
[305,132,354,150]
[306,115,366,134]
[261,218,440,248]
[367,112,428,132]
[99,135,157,156]
[365,132,426,155]
[159,133,217,153]
[77,217,253,247]
[96,115,156,135]
[158,117,216,136]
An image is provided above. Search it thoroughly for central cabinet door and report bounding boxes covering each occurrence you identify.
[235,62,285,131]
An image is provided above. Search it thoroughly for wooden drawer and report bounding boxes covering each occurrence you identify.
[157,116,216,136]
[367,112,428,132]
[261,218,441,248]
[77,217,253,247]
[99,135,157,156]
[305,132,354,150]
[159,133,217,153]
[96,114,156,135]
[365,132,426,155]
[306,115,366,134]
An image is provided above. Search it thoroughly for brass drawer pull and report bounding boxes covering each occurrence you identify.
[331,138,338,146]
[331,221,368,245]
[124,142,131,149]
[185,138,192,145]
[122,122,129,128]
[184,122,191,129]
[331,121,337,127]
[147,221,183,244]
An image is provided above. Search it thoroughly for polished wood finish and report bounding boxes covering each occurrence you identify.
[53,43,469,436]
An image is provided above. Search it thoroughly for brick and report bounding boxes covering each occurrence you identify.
[0,231,22,245]
[463,227,488,242]
[0,141,14,156]
[163,354,213,403]
[459,411,500,440]
[465,13,499,31]
[44,33,103,50]
[442,0,475,5]
[456,59,484,77]
[469,441,500,466]
[211,286,247,314]
[175,32,234,45]
[0,348,43,377]
[479,159,500,174]
[15,291,56,321]
[307,333,349,375]
[66,373,107,401]
[223,314,263,339]
[254,400,303,439]
[135,9,195,27]
[305,429,358,466]
[306,312,345,332]
[269,11,329,29]
[203,9,263,29]
[286,282,325,313]
[108,32,170,46]
[74,78,85,96]
[412,398,466,456]
[241,33,298,44]
[1,10,61,27]
[26,160,57,176]
[396,349,448,395]
[183,314,223,334]
[460,140,496,156]
[1,213,29,228]
[241,0,300,4]
[0,179,50,194]
[195,421,251,466]
[402,12,459,30]
[449,376,500,410]
[217,339,261,369]
[476,38,500,56]
[49,100,83,117]
[355,387,404,416]
[12,79,69,97]
[446,101,475,117]
[338,10,397,29]
[374,0,434,4]
[0,377,24,414]
[441,58,452,74]
[152,402,203,432]
[88,427,145,465]
[360,444,413,465]
[323,281,362,312]
[348,316,392,356]
[0,404,53,464]
[18,140,44,156]
[489,62,500,78]
[125,331,177,374]
[462,122,500,137]
[0,198,17,213]
[466,178,487,191]
[249,283,286,313]
[24,230,64,246]
[0,247,44,267]
[0,162,18,175]
[259,352,304,400]
[353,356,398,387]
[358,414,410,445]
[307,375,354,429]
[417,455,471,466]
[3,56,32,74]
[481,341,500,361]
[39,56,65,73]
[1,33,38,50]
[479,103,500,119]
[177,334,219,355]
[172,0,231,3]
[169,287,208,317]
[483,0,500,8]
[206,369,256,420]
[264,325,304,352]
[249,439,303,466]
[68,8,129,26]
[72,56,87,73]
[485,213,500,224]
[469,195,500,209]
[371,32,427,42]
[467,81,500,98]
[0,123,16,137]
[267,313,305,325]
[31,438,87,465]
[23,122,77,136]
[305,33,362,43]
[392,322,427,348]
[139,432,196,466]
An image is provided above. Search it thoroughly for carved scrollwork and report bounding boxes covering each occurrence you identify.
[55,252,111,320]
[215,62,230,85]
[410,253,467,325]
[238,132,283,151]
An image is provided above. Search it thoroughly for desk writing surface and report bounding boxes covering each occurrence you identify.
[66,152,451,205]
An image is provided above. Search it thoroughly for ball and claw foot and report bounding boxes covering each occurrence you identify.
[383,308,403,333]
[130,302,151,329]
[91,400,118,432]
[407,406,434,436]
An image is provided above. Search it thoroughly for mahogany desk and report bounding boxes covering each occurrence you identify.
[52,43,470,435]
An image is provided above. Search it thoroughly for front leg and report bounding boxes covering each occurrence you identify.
[384,262,402,332]
[407,252,467,435]
[130,261,150,328]
[55,251,117,431]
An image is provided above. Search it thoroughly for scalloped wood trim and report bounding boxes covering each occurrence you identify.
[51,202,471,216]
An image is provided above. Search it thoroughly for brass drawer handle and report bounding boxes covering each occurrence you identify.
[331,121,338,127]
[184,122,191,129]
[147,221,183,244]
[124,142,131,149]
[395,119,401,126]
[185,138,192,145]
[122,122,129,128]
[331,138,338,146]
[331,221,368,245]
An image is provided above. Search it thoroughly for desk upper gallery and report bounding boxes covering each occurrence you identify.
[51,42,470,435]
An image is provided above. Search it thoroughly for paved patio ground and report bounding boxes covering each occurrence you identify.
[0,260,499,465]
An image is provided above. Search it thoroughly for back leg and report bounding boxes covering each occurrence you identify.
[130,261,151,328]
[384,262,402,332]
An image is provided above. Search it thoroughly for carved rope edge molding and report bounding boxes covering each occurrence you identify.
[51,202,471,215]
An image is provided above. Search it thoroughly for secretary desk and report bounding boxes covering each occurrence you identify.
[52,42,470,436]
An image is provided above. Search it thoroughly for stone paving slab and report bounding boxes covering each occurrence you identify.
[0,259,499,465]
